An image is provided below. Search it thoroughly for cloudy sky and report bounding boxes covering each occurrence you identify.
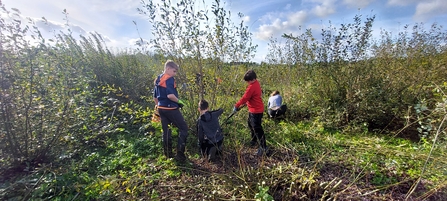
[2,0,447,62]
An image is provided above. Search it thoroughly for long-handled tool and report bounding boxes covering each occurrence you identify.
[222,111,237,125]
[222,104,245,125]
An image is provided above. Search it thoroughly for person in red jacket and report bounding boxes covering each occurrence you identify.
[233,70,270,156]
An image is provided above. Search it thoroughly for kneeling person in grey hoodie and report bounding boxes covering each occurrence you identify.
[197,100,224,161]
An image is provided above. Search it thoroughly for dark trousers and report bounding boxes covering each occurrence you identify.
[268,104,287,118]
[199,140,223,156]
[248,112,266,148]
[158,108,188,157]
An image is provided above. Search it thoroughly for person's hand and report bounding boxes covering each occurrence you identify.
[178,99,185,108]
[233,106,240,113]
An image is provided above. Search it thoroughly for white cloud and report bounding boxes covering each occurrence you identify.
[343,0,374,8]
[413,0,447,21]
[255,19,282,40]
[2,0,148,50]
[242,15,251,23]
[255,10,308,40]
[287,11,308,27]
[35,18,66,33]
[70,25,88,35]
[31,17,88,37]
[312,5,336,17]
[128,37,150,47]
[310,0,336,17]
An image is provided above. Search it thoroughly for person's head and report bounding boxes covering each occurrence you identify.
[270,90,280,97]
[243,70,257,82]
[198,99,209,112]
[164,60,179,77]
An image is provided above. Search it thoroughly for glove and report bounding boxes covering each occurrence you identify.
[233,106,240,113]
[178,99,185,108]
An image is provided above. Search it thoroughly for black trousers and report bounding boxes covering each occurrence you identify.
[268,104,287,118]
[159,108,188,157]
[200,140,223,156]
[248,112,266,148]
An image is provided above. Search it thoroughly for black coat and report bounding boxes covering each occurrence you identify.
[197,109,224,144]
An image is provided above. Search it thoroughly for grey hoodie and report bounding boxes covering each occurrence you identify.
[197,109,224,144]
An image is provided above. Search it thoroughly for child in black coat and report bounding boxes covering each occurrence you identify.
[197,100,224,161]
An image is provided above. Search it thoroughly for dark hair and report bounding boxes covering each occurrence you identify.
[270,90,280,96]
[199,99,209,110]
[243,70,257,81]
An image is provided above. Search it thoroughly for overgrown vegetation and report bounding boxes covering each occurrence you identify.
[1,0,446,200]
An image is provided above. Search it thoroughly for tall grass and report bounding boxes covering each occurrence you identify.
[1,1,446,200]
[265,16,447,138]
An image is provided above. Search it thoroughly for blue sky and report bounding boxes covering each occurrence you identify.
[2,0,447,63]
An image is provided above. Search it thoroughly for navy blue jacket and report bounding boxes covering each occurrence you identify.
[153,73,181,108]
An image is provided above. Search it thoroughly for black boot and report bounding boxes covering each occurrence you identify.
[208,147,217,162]
[175,143,187,162]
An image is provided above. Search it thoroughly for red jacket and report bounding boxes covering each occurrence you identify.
[235,80,264,114]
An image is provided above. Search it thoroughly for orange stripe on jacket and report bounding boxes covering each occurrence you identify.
[158,74,176,88]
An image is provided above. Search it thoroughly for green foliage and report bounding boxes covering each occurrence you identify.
[138,0,257,112]
[254,183,274,201]
[414,83,447,140]
[0,6,95,167]
[1,2,447,201]
[80,36,159,101]
[265,15,447,138]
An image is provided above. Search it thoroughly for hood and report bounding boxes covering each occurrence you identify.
[200,111,213,122]
[200,110,221,122]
